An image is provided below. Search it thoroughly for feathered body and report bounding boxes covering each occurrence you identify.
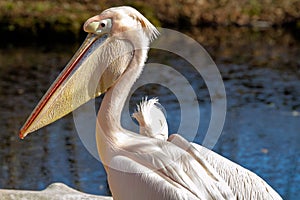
[134,98,282,200]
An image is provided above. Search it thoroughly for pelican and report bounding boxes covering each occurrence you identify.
[19,6,282,200]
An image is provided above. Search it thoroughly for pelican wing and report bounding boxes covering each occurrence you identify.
[168,134,282,200]
[190,142,282,200]
[158,141,235,199]
[109,136,235,200]
[107,155,201,200]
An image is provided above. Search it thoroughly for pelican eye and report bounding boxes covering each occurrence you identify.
[95,19,112,35]
[85,19,112,35]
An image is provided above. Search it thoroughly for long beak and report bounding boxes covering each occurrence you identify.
[20,33,109,139]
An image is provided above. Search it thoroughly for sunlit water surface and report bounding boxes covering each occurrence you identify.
[0,27,299,199]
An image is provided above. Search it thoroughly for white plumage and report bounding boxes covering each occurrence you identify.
[132,97,168,140]
[134,98,282,200]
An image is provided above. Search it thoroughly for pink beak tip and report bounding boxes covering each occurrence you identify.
[19,129,26,139]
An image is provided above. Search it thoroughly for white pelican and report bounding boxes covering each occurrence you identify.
[19,6,282,200]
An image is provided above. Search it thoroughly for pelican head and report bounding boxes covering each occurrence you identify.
[20,6,159,138]
[132,98,168,140]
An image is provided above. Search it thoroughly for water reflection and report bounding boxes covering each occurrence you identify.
[0,27,299,199]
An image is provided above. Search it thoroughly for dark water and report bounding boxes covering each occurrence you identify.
[0,27,299,199]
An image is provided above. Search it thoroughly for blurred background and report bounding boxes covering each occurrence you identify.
[0,0,299,199]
